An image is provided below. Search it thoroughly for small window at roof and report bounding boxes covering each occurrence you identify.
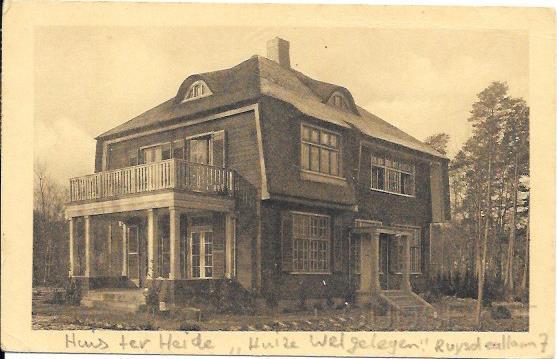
[328,92,350,111]
[182,80,212,102]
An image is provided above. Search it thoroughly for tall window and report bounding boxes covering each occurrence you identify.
[189,216,213,279]
[301,124,340,176]
[292,212,330,273]
[371,154,415,196]
[186,131,225,167]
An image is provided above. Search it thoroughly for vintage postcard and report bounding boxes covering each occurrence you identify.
[1,1,555,358]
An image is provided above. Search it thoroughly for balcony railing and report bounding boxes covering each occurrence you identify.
[69,159,236,202]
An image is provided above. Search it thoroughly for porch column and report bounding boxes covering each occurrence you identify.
[121,224,128,276]
[84,215,91,277]
[147,209,159,279]
[169,207,182,280]
[400,233,412,291]
[68,217,75,276]
[369,230,381,293]
[225,213,236,278]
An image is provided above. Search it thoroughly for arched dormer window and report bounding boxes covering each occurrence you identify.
[182,80,212,102]
[327,92,350,111]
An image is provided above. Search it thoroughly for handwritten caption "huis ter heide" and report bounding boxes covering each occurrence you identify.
[64,332,550,356]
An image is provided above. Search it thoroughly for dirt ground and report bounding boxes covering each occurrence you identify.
[32,287,528,332]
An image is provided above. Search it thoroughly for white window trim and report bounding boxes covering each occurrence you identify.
[300,122,343,178]
[290,211,332,275]
[371,155,416,197]
[181,80,212,103]
[188,227,214,280]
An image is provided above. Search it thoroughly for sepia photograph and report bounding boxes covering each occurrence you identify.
[1,2,554,357]
[32,26,530,332]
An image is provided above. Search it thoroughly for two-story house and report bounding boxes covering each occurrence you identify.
[65,38,450,312]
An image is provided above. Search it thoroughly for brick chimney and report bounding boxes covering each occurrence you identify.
[267,37,290,68]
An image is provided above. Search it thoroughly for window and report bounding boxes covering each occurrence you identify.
[292,212,330,273]
[183,80,212,102]
[371,154,415,196]
[190,230,213,278]
[327,92,350,112]
[139,141,181,164]
[186,131,225,167]
[301,124,340,176]
[189,136,210,165]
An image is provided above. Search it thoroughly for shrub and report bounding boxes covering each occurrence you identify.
[179,322,201,331]
[64,279,82,305]
[47,290,66,305]
[491,305,512,320]
[209,279,257,315]
[371,297,389,316]
[145,282,161,314]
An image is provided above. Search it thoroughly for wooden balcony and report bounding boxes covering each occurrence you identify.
[69,159,238,203]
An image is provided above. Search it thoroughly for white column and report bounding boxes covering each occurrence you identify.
[225,213,236,278]
[147,209,159,279]
[169,207,181,280]
[84,215,91,277]
[68,217,75,276]
[370,230,381,293]
[121,224,128,276]
[400,233,412,291]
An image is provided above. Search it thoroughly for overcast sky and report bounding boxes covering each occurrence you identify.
[34,26,528,185]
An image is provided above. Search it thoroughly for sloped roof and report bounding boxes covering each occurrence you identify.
[97,55,445,159]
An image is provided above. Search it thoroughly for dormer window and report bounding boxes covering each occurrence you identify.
[327,92,350,111]
[182,80,212,102]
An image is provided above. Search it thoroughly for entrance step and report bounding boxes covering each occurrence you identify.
[381,290,436,317]
[81,289,146,313]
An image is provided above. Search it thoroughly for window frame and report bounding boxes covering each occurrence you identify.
[188,216,214,280]
[290,211,332,275]
[300,122,343,179]
[185,130,226,167]
[370,154,416,197]
[182,80,212,103]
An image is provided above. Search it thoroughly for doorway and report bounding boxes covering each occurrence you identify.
[379,233,401,290]
[189,230,214,279]
[127,225,146,287]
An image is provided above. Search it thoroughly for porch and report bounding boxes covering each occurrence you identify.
[68,208,237,303]
[350,223,434,315]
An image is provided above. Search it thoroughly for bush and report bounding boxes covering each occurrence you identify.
[491,305,512,320]
[179,322,201,331]
[64,279,82,305]
[371,297,389,316]
[47,290,65,305]
[209,279,256,315]
[145,282,161,314]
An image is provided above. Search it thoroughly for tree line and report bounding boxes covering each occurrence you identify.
[425,81,529,325]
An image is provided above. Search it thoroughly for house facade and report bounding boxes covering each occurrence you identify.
[65,38,450,310]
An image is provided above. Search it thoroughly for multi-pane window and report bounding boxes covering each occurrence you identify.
[350,236,361,289]
[371,154,415,196]
[301,124,340,176]
[190,230,213,279]
[292,213,330,273]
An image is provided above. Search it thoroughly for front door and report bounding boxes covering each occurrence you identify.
[127,226,146,287]
[189,230,214,279]
[379,234,401,290]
